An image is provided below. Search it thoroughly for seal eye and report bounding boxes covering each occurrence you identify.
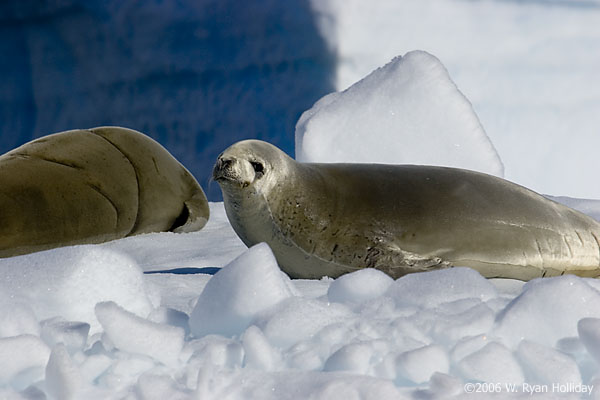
[250,161,265,178]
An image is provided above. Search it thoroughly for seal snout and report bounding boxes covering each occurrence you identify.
[213,154,256,188]
[212,156,232,182]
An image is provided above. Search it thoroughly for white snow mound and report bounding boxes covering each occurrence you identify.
[295,50,504,177]
[0,246,153,333]
[189,243,298,338]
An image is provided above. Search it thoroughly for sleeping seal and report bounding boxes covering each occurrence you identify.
[213,139,600,280]
[0,127,209,257]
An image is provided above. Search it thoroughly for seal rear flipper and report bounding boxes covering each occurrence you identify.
[171,192,210,233]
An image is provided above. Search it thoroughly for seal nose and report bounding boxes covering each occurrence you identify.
[213,156,233,180]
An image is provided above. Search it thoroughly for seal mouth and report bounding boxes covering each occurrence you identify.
[212,157,235,183]
[212,156,253,188]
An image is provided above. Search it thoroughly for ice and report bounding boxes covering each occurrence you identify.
[578,318,600,365]
[517,340,582,386]
[2,202,600,397]
[396,344,449,384]
[495,276,600,348]
[0,246,153,333]
[40,318,90,354]
[323,341,374,374]
[0,300,39,338]
[147,307,190,336]
[189,243,297,338]
[104,202,247,273]
[387,267,498,309]
[296,51,503,178]
[430,302,495,344]
[241,325,282,371]
[0,335,50,388]
[136,373,191,400]
[95,301,185,367]
[45,344,82,400]
[254,297,354,350]
[327,268,393,306]
[456,342,524,384]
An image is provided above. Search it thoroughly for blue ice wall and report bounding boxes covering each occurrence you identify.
[0,0,335,200]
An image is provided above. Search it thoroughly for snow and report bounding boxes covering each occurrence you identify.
[495,275,600,348]
[296,51,504,177]
[327,268,393,306]
[189,243,297,338]
[0,247,153,333]
[95,301,185,367]
[0,202,600,398]
[517,340,582,386]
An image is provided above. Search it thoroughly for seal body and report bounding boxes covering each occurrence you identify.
[0,127,209,257]
[214,139,600,280]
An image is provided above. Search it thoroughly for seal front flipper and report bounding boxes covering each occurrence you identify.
[171,191,210,233]
[370,245,453,279]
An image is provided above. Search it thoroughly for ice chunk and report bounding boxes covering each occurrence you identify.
[428,372,465,397]
[578,318,600,364]
[450,334,494,364]
[185,336,244,372]
[517,340,581,385]
[395,344,449,384]
[296,51,503,177]
[323,342,373,374]
[254,297,354,349]
[0,298,39,338]
[430,302,495,345]
[95,301,185,367]
[242,325,282,371]
[40,317,90,354]
[79,353,113,384]
[457,342,524,384]
[327,268,393,306]
[137,373,192,400]
[189,243,297,338]
[148,306,190,336]
[496,276,600,347]
[45,344,82,400]
[98,354,156,391]
[387,267,497,309]
[0,335,50,388]
[0,246,152,333]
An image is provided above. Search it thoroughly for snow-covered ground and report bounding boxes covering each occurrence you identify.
[3,199,600,399]
[2,49,600,398]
